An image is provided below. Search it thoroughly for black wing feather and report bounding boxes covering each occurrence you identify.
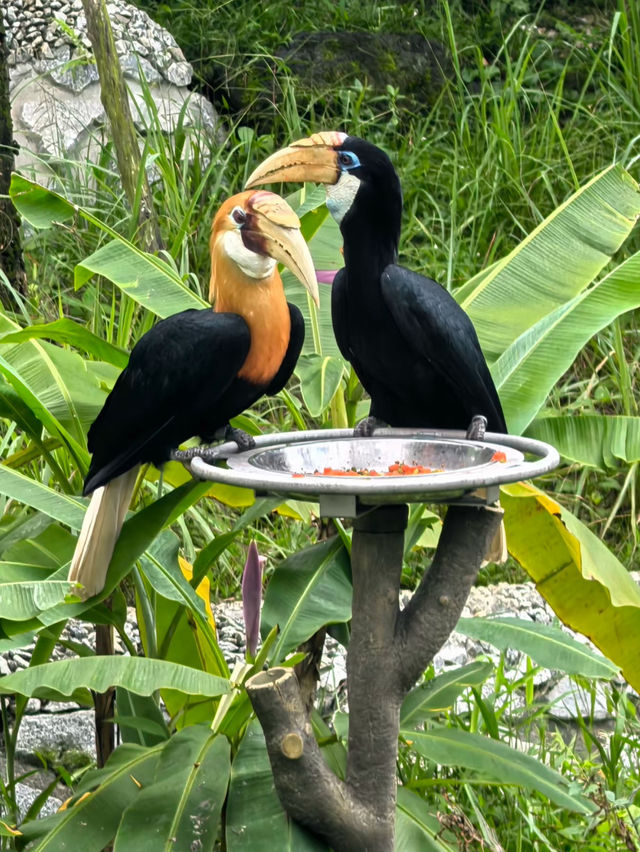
[380,265,507,432]
[85,310,251,493]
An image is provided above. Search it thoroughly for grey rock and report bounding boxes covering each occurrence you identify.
[546,676,611,721]
[14,781,65,818]
[165,61,192,87]
[0,756,66,819]
[16,710,96,762]
[278,31,452,108]
[4,0,222,173]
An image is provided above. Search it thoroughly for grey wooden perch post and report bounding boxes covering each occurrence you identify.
[246,502,503,851]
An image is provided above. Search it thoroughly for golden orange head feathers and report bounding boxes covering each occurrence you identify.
[209,190,318,306]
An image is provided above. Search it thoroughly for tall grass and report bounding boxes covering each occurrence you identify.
[5,3,640,848]
[14,0,640,561]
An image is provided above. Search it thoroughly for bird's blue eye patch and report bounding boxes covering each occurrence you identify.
[337,150,361,171]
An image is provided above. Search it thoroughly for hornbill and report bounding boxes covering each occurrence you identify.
[69,190,319,599]
[246,132,507,560]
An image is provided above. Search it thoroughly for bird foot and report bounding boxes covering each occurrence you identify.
[466,415,487,441]
[224,425,256,451]
[353,416,387,438]
[171,445,214,461]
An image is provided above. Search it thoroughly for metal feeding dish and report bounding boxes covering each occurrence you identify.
[182,428,559,518]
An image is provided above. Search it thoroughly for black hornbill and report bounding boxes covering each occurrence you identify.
[246,132,507,559]
[69,190,319,599]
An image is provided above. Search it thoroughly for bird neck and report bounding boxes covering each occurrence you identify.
[341,215,399,289]
[211,252,291,386]
[340,183,401,288]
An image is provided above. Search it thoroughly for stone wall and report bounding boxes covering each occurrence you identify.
[3,0,220,173]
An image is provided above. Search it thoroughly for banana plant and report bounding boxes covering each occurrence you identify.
[273,165,640,689]
[0,169,634,849]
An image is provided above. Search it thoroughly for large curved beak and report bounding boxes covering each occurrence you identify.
[245,131,348,189]
[249,192,320,306]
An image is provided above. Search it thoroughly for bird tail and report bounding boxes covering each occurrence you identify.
[69,467,139,600]
[484,517,508,565]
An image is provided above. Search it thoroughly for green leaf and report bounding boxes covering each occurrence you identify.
[19,742,162,851]
[0,339,88,463]
[191,497,281,584]
[3,523,76,569]
[0,311,119,448]
[294,354,345,418]
[115,687,170,747]
[310,710,347,780]
[0,465,85,529]
[502,481,640,691]
[10,174,206,319]
[76,240,206,317]
[400,661,494,728]
[402,726,595,814]
[114,727,230,852]
[0,656,230,701]
[457,617,618,679]
[9,173,76,229]
[461,164,640,362]
[526,414,640,470]
[0,631,37,654]
[396,788,456,852]
[1,319,129,368]
[0,562,54,583]
[143,532,228,727]
[226,719,328,851]
[0,580,72,621]
[262,537,352,661]
[492,250,640,433]
[141,532,209,620]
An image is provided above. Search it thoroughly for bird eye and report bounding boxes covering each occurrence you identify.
[231,206,246,225]
[338,151,360,170]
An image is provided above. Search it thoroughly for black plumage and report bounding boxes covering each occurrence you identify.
[330,136,506,433]
[84,305,304,494]
[69,188,318,598]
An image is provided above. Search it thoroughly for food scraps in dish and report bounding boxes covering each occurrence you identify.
[291,462,444,478]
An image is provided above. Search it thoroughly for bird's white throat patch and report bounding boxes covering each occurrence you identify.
[326,171,360,224]
[223,230,276,279]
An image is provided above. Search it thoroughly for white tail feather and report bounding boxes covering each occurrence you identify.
[69,467,139,599]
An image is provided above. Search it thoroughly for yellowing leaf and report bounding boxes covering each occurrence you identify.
[178,556,215,631]
[148,462,255,508]
[502,481,640,690]
[0,820,22,836]
[275,499,317,523]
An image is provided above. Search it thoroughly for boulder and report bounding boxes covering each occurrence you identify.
[280,31,452,105]
[3,0,221,174]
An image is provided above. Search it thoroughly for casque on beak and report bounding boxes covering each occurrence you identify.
[245,131,348,190]
[248,191,320,306]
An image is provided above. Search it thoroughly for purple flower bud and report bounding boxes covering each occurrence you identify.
[242,541,264,657]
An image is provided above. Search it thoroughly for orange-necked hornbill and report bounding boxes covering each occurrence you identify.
[69,190,319,599]
[246,133,507,560]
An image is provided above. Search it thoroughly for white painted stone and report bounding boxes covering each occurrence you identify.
[4,0,222,174]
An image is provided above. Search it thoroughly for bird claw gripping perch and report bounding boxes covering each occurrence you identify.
[353,416,388,439]
[465,415,488,441]
[224,425,256,451]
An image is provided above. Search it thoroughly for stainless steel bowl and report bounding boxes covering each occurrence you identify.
[184,429,559,517]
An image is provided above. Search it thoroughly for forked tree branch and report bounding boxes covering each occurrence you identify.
[246,502,503,851]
